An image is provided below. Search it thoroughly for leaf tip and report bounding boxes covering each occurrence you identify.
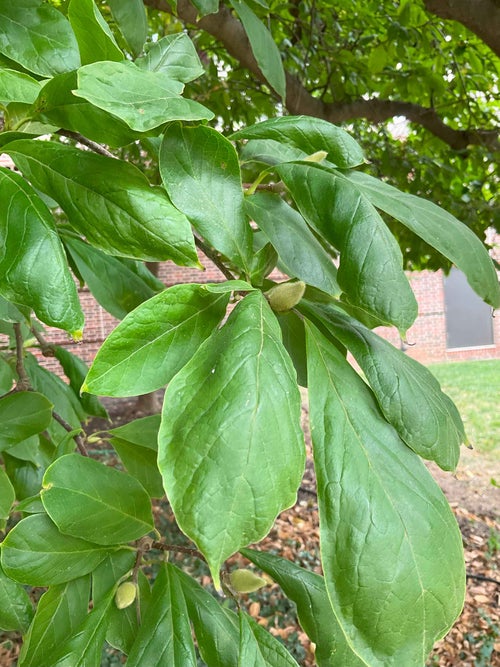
[71,329,83,342]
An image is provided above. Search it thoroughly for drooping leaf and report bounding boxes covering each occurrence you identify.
[0,563,34,633]
[158,291,305,585]
[232,116,365,168]
[249,242,278,286]
[74,61,214,131]
[63,236,157,320]
[278,163,417,333]
[176,566,240,667]
[190,0,219,16]
[0,467,15,527]
[108,0,148,57]
[0,392,53,453]
[109,415,162,448]
[0,513,111,586]
[228,0,286,99]
[276,311,308,387]
[0,167,84,335]
[127,563,197,666]
[242,548,365,667]
[2,453,44,501]
[106,570,151,654]
[110,437,164,499]
[347,170,500,309]
[52,346,108,419]
[245,192,340,295]
[160,123,252,272]
[238,611,300,667]
[41,454,154,545]
[67,0,123,65]
[306,323,465,666]
[300,300,464,470]
[84,284,230,397]
[19,575,91,667]
[5,140,199,265]
[136,33,205,82]
[0,0,80,76]
[0,69,41,104]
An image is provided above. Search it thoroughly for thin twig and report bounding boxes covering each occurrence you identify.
[13,323,31,391]
[194,235,236,281]
[242,182,286,193]
[57,130,115,159]
[30,327,55,357]
[51,411,89,456]
[466,572,500,586]
[151,540,207,562]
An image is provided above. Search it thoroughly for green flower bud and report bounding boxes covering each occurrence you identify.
[266,281,306,312]
[115,581,137,610]
[229,568,267,593]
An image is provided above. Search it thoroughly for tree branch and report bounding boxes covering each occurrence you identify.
[423,0,500,58]
[194,235,237,281]
[13,323,31,391]
[51,411,89,457]
[143,0,499,151]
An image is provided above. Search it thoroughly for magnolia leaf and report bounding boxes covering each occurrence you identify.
[0,69,41,104]
[238,612,300,667]
[68,0,123,65]
[0,563,34,633]
[158,291,305,586]
[136,33,205,82]
[108,0,147,57]
[0,392,53,452]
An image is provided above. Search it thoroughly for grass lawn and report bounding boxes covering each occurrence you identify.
[429,359,500,458]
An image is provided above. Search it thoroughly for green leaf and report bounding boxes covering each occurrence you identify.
[242,548,365,667]
[0,69,41,104]
[31,71,142,148]
[160,123,252,271]
[238,611,300,667]
[300,301,464,471]
[67,0,123,65]
[63,236,157,320]
[91,550,136,604]
[0,0,80,76]
[306,323,465,666]
[278,163,418,333]
[176,566,240,667]
[190,0,219,16]
[228,0,286,99]
[276,311,308,387]
[84,284,229,397]
[158,291,305,586]
[5,140,199,265]
[6,434,54,469]
[0,356,15,394]
[245,192,340,295]
[0,563,34,633]
[0,513,111,586]
[108,0,147,57]
[106,570,150,653]
[0,466,15,523]
[127,563,197,666]
[109,414,161,447]
[136,33,204,82]
[2,454,44,501]
[0,167,84,334]
[111,437,164,499]
[0,295,30,323]
[347,171,500,309]
[249,242,278,286]
[240,138,307,167]
[52,346,108,419]
[232,116,365,169]
[0,392,53,452]
[41,454,154,545]
[74,60,214,131]
[19,575,91,667]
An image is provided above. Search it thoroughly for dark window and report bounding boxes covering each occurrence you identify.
[444,268,494,349]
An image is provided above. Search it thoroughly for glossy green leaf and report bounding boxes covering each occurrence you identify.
[0,167,84,334]
[306,323,465,666]
[0,0,80,76]
[0,295,30,323]
[0,69,41,104]
[13,494,44,515]
[240,138,307,167]
[191,0,219,16]
[41,454,154,545]
[2,454,44,501]
[160,123,252,271]
[6,140,199,265]
[108,0,147,57]
[52,346,108,419]
[347,170,500,309]
[31,71,141,148]
[0,513,111,585]
[0,563,34,633]
[232,116,365,169]
[159,291,305,585]
[84,284,229,397]
[106,569,150,654]
[74,60,214,131]
[245,192,340,295]
[249,242,278,286]
[0,357,14,395]
[19,575,91,667]
[276,311,308,387]
[6,434,54,469]
[109,414,161,447]
[111,437,164,499]
[0,392,53,452]
[0,466,15,525]
[300,301,464,470]
[136,33,204,82]
[229,0,286,99]
[68,0,123,65]
[127,563,197,666]
[278,163,417,333]
[92,550,136,605]
[176,566,240,667]
[242,548,365,667]
[63,236,157,320]
[238,611,300,667]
